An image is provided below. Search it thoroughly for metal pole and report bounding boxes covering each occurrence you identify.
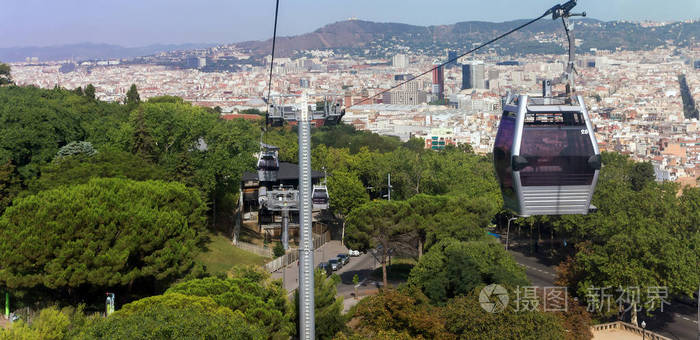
[282,209,289,250]
[387,173,391,201]
[563,16,576,97]
[4,291,8,319]
[506,217,517,251]
[298,93,315,340]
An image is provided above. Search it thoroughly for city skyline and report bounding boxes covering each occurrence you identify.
[1,0,699,48]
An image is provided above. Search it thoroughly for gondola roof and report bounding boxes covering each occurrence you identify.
[242,162,324,182]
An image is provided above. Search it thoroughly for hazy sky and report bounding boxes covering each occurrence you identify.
[1,0,698,48]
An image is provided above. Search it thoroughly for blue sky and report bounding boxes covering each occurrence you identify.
[0,0,698,48]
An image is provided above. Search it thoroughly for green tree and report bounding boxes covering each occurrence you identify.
[326,170,369,243]
[630,161,654,191]
[403,138,426,152]
[83,84,95,100]
[239,108,263,115]
[353,274,360,299]
[350,288,450,339]
[345,200,417,288]
[0,305,98,340]
[408,238,528,304]
[125,84,140,106]
[30,149,167,193]
[83,293,265,340]
[293,271,346,340]
[441,292,566,340]
[54,141,97,159]
[0,178,207,299]
[122,101,258,217]
[403,194,497,257]
[551,154,700,323]
[0,63,12,85]
[403,194,448,258]
[167,267,293,338]
[311,123,402,154]
[0,161,21,213]
[273,242,285,257]
[146,95,184,104]
[0,86,87,180]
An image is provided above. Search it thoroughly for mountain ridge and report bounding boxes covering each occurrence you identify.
[235,18,699,57]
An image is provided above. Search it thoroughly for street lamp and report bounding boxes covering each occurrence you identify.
[640,320,646,340]
[506,217,518,251]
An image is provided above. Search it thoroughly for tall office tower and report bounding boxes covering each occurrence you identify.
[461,61,485,90]
[392,54,409,68]
[432,59,444,101]
[446,50,457,68]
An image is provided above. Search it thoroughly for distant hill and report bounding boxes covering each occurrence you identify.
[0,42,217,63]
[236,19,700,57]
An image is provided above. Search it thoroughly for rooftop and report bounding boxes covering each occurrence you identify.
[241,162,324,182]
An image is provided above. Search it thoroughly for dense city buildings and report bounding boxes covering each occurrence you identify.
[9,45,700,187]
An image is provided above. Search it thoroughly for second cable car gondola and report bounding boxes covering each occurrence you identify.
[311,185,329,210]
[256,148,279,182]
[493,94,601,216]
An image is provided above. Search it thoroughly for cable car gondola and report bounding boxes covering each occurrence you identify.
[311,185,329,210]
[493,94,600,216]
[257,149,279,182]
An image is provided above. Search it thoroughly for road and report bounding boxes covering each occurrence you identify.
[508,244,699,340]
[271,240,377,296]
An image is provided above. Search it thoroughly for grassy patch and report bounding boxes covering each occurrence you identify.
[196,232,268,274]
[370,257,417,282]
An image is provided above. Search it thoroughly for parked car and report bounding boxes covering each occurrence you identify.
[348,249,361,257]
[328,259,341,271]
[337,254,350,265]
[317,262,331,276]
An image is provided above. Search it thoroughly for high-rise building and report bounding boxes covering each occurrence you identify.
[446,50,458,68]
[392,54,409,68]
[383,81,426,105]
[186,56,207,69]
[461,61,485,90]
[432,59,444,101]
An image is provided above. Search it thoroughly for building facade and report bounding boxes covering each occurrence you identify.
[462,61,486,90]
